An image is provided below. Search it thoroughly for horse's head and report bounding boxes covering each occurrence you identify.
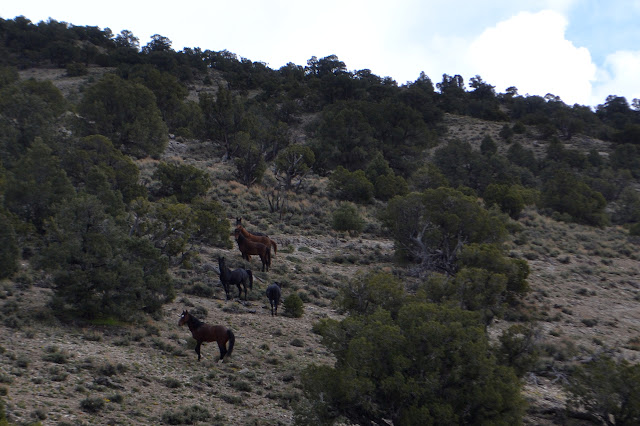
[178,310,189,326]
[233,228,241,239]
[235,217,242,226]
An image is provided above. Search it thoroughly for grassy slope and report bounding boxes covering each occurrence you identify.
[1,69,639,425]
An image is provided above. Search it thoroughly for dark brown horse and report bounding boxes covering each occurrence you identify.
[178,310,235,362]
[235,217,278,256]
[234,228,271,272]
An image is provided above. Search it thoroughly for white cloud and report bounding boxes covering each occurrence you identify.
[467,10,596,105]
[592,50,640,105]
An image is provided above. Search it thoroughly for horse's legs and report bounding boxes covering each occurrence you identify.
[217,341,227,361]
[195,341,202,361]
[223,283,230,300]
[236,283,242,300]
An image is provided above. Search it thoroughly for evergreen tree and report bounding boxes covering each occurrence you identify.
[300,303,525,425]
[41,194,174,319]
[78,73,168,158]
[382,187,507,275]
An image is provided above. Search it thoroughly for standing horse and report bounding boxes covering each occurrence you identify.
[234,228,271,272]
[266,282,281,316]
[218,256,253,300]
[178,310,235,362]
[235,218,278,256]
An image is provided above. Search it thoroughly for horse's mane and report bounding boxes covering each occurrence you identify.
[187,313,204,329]
[218,257,230,275]
[237,223,268,238]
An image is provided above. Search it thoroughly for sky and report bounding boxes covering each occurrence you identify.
[3,0,640,108]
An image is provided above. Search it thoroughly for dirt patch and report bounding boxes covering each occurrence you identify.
[2,68,639,424]
[0,230,396,425]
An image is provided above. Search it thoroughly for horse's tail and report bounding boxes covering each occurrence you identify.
[226,329,235,357]
[266,246,272,268]
[247,270,253,290]
[271,239,278,256]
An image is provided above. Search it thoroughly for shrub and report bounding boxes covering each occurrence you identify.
[274,144,315,190]
[481,134,498,155]
[66,62,87,77]
[109,393,124,404]
[98,362,127,376]
[328,166,374,204]
[161,405,211,425]
[40,194,175,320]
[338,271,405,317]
[540,170,608,227]
[183,283,214,298]
[230,379,252,392]
[42,346,68,364]
[565,356,640,425]
[408,164,449,192]
[299,303,525,425]
[290,338,305,347]
[80,397,104,413]
[497,324,540,377]
[78,73,168,158]
[382,187,508,275]
[163,377,182,388]
[0,398,8,425]
[331,202,364,235]
[483,184,525,219]
[458,243,530,296]
[374,173,408,201]
[0,216,18,280]
[512,121,526,134]
[499,123,515,140]
[152,162,211,203]
[191,199,231,248]
[234,133,267,187]
[283,293,304,318]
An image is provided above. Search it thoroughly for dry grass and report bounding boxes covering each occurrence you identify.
[0,154,395,424]
[3,153,638,424]
[3,69,639,424]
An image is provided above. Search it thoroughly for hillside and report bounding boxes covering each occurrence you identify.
[4,131,640,424]
[1,36,640,424]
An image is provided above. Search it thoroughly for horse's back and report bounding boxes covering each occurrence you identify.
[249,239,268,251]
[199,324,228,342]
[266,284,281,301]
[230,268,249,281]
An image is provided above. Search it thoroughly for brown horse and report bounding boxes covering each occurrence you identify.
[235,218,278,256]
[178,310,235,362]
[234,228,271,272]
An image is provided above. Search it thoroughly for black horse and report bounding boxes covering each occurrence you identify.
[266,282,281,316]
[218,256,253,300]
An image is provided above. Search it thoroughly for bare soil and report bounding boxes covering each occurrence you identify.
[2,68,639,425]
[1,226,396,425]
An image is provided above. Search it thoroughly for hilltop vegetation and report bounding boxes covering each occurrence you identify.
[1,15,640,425]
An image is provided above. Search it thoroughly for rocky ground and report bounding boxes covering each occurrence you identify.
[2,67,638,425]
